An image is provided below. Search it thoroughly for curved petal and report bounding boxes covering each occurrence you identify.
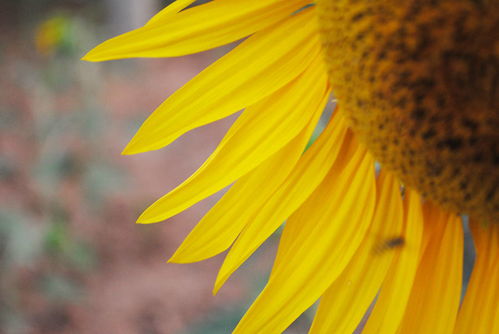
[232,145,376,334]
[454,221,499,334]
[83,0,310,61]
[145,0,198,26]
[169,91,328,263]
[121,8,321,154]
[309,171,404,334]
[213,114,350,292]
[362,190,424,334]
[137,58,328,223]
[397,204,463,334]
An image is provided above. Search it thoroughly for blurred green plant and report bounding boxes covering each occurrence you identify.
[44,215,97,272]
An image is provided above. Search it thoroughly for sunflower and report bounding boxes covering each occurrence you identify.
[84,0,498,333]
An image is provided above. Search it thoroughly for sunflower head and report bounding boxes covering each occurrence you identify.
[83,1,499,333]
[317,0,499,223]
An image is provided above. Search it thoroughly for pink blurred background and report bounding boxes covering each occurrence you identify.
[0,1,294,333]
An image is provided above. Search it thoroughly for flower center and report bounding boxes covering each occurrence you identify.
[316,0,498,222]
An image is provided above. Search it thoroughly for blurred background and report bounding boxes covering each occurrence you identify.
[0,0,313,333]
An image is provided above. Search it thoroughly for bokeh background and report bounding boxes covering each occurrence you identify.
[0,0,314,333]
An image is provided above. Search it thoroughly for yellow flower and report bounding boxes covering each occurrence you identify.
[35,15,69,56]
[84,1,498,333]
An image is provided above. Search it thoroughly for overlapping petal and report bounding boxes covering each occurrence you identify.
[232,143,376,334]
[137,58,328,223]
[83,0,310,60]
[213,114,350,292]
[455,222,499,334]
[169,92,328,262]
[397,204,463,334]
[363,190,424,334]
[309,171,404,334]
[119,8,321,154]
[145,0,198,26]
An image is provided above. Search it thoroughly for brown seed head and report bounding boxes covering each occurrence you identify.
[317,0,499,222]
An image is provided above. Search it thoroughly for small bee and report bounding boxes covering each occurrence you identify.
[372,236,405,254]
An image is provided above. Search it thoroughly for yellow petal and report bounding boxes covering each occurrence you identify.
[121,8,320,154]
[137,59,328,224]
[309,170,404,334]
[232,145,376,334]
[83,0,310,61]
[145,0,198,26]
[169,91,327,263]
[268,135,363,276]
[363,190,424,334]
[454,221,499,334]
[213,114,350,292]
[397,204,463,334]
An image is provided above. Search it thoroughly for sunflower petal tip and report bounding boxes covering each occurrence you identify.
[136,213,154,224]
[136,206,170,224]
[212,285,221,296]
[213,274,229,295]
[81,48,103,62]
[168,250,184,263]
[121,138,148,155]
[121,145,135,155]
[121,137,153,155]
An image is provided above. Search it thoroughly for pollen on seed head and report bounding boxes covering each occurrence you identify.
[316,0,499,222]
